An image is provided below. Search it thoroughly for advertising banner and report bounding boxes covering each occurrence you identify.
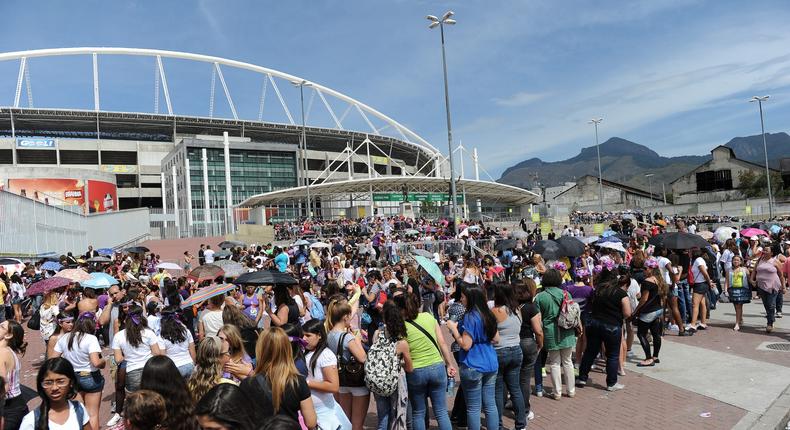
[100,165,137,174]
[16,137,56,149]
[7,178,85,209]
[87,180,117,213]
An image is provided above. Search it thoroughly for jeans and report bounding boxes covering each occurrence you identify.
[460,366,499,430]
[519,337,538,415]
[374,392,393,430]
[578,319,622,387]
[534,347,547,391]
[496,345,525,429]
[450,351,467,425]
[777,292,784,314]
[547,348,575,396]
[405,363,452,430]
[677,280,691,323]
[177,363,194,378]
[760,289,779,326]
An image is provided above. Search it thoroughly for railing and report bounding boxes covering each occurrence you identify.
[0,190,88,255]
[113,233,152,251]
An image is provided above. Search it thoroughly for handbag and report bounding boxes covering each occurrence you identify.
[27,307,40,331]
[336,333,366,387]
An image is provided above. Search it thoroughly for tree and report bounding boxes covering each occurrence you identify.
[738,170,787,198]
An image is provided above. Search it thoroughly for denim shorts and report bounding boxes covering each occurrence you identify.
[125,368,143,392]
[76,370,105,393]
[692,282,709,295]
[177,363,195,378]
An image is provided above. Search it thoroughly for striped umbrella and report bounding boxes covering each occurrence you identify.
[180,283,237,309]
[54,268,91,282]
[26,276,71,296]
[188,264,225,282]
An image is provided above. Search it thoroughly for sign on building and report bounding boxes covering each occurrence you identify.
[16,137,55,148]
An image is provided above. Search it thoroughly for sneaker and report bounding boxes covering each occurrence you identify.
[696,323,708,330]
[626,350,635,358]
[734,324,740,332]
[106,413,122,427]
[551,391,562,400]
[535,384,544,397]
[576,379,587,388]
[528,411,535,421]
[678,330,694,336]
[606,383,625,392]
[668,324,679,332]
[777,312,783,318]
[767,325,774,333]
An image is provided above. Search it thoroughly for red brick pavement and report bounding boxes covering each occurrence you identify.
[140,236,224,263]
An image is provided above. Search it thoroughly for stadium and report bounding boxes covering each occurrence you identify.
[0,47,537,250]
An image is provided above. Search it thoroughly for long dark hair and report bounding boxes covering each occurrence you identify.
[382,300,407,341]
[463,286,498,341]
[274,285,295,309]
[6,320,26,356]
[160,306,187,344]
[67,312,97,351]
[124,304,148,348]
[301,319,327,376]
[35,358,78,430]
[195,384,258,430]
[140,355,198,430]
[493,282,519,315]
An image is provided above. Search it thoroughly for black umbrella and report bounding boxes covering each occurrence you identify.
[218,240,246,249]
[235,270,298,286]
[494,239,517,251]
[555,236,585,257]
[125,246,150,254]
[532,240,563,260]
[648,232,709,250]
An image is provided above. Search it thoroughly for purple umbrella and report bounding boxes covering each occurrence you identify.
[26,276,71,297]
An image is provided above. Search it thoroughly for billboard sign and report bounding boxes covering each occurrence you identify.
[100,165,137,174]
[16,138,56,149]
[87,180,118,213]
[7,178,86,210]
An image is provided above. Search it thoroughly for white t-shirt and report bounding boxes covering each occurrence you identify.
[305,348,338,411]
[688,224,697,234]
[341,268,355,283]
[20,401,90,430]
[691,257,708,284]
[204,249,215,263]
[200,310,224,337]
[111,328,159,372]
[627,279,641,311]
[148,315,162,336]
[55,333,102,372]
[159,326,194,367]
[657,256,672,285]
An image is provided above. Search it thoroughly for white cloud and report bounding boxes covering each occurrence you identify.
[493,91,547,107]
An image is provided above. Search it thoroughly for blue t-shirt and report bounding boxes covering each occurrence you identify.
[275,252,289,273]
[458,310,498,373]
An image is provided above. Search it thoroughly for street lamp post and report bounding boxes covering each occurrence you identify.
[589,118,604,212]
[293,80,312,220]
[645,173,654,204]
[427,11,458,234]
[750,95,773,219]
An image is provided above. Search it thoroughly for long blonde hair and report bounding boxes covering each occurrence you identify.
[253,327,300,412]
[187,335,223,402]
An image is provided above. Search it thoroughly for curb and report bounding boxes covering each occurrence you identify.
[734,383,790,429]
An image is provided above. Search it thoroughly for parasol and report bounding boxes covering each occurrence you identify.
[218,240,247,249]
[54,268,91,282]
[188,265,225,282]
[234,270,298,286]
[532,240,563,260]
[697,231,714,240]
[180,283,237,309]
[96,248,114,256]
[214,260,245,278]
[310,242,331,249]
[413,255,445,287]
[714,226,737,244]
[648,232,710,250]
[597,241,627,253]
[82,272,118,289]
[41,261,63,272]
[156,262,183,271]
[26,276,71,296]
[580,236,600,245]
[125,246,150,254]
[740,228,768,238]
[292,239,310,246]
[410,249,434,258]
[87,256,112,263]
[555,236,586,257]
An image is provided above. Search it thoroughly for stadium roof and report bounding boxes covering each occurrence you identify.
[237,177,540,207]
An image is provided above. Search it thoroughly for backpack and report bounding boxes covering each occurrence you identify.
[364,331,401,396]
[490,267,506,284]
[554,290,581,329]
[306,292,325,321]
[35,400,85,428]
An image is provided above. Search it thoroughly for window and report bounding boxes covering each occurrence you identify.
[17,149,57,164]
[60,150,99,165]
[696,169,733,192]
[0,149,12,164]
[101,151,137,164]
[116,174,138,188]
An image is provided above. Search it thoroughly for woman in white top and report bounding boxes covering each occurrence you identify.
[8,274,25,323]
[158,307,196,377]
[302,319,351,430]
[20,357,91,430]
[53,312,106,430]
[111,304,162,393]
[0,320,28,429]
[40,291,61,357]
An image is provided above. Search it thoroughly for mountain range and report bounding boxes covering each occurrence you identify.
[497,132,790,194]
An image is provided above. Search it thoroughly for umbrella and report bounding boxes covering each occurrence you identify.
[26,276,71,296]
[410,249,434,258]
[404,229,420,235]
[214,250,232,259]
[235,270,298,286]
[310,242,331,249]
[82,272,118,289]
[648,232,710,250]
[413,255,445,287]
[0,258,21,265]
[54,268,91,282]
[180,283,237,309]
[770,224,782,235]
[156,262,183,271]
[41,261,62,271]
[601,230,618,238]
[580,236,600,245]
[740,228,768,238]
[292,239,310,246]
[125,246,150,254]
[597,236,622,244]
[218,240,246,249]
[214,260,245,278]
[495,239,517,251]
[96,248,114,256]
[468,225,481,232]
[188,265,225,282]
[555,236,585,257]
[87,256,112,263]
[655,219,667,227]
[597,242,627,253]
[697,231,714,240]
[532,240,563,260]
[714,226,737,244]
[510,230,529,240]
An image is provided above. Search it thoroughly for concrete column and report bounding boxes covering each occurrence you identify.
[160,172,167,214]
[223,132,234,234]
[202,148,211,237]
[474,147,482,217]
[185,157,193,234]
[172,165,180,238]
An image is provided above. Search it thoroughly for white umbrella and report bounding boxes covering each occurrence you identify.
[310,242,331,249]
[714,226,737,244]
[156,262,183,271]
[597,241,627,253]
[293,239,310,246]
[581,236,600,245]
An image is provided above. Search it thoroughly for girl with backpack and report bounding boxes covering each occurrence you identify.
[20,357,90,429]
[369,300,413,430]
[534,269,577,400]
[302,319,351,430]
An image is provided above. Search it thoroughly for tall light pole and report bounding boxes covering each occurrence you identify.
[645,173,654,203]
[588,118,604,212]
[427,11,458,234]
[750,95,773,219]
[293,80,312,220]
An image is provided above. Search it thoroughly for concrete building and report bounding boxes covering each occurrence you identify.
[671,146,779,205]
[553,175,663,211]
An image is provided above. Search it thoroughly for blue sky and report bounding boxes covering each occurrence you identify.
[1,0,789,179]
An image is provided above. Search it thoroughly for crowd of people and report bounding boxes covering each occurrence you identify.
[0,214,788,430]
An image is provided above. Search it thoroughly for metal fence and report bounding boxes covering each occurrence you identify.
[0,190,88,256]
[150,208,235,240]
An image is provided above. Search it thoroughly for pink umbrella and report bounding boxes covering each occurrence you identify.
[26,276,71,296]
[740,228,768,238]
[54,268,91,282]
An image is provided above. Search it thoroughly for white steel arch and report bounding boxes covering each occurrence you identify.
[0,47,441,156]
